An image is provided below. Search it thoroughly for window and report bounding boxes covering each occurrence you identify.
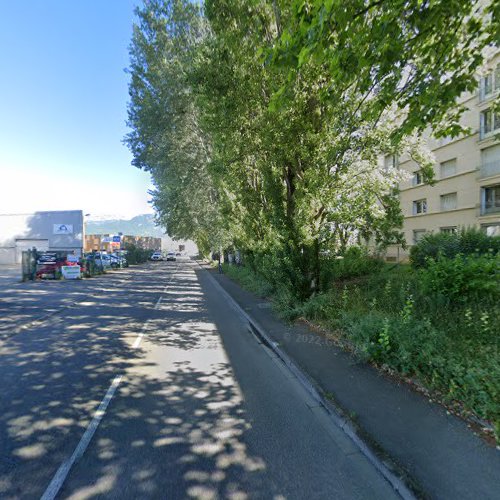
[480,144,500,178]
[441,226,457,234]
[384,154,398,171]
[480,108,500,139]
[440,192,457,211]
[412,171,423,186]
[482,185,500,215]
[413,199,427,215]
[440,158,456,178]
[480,63,500,100]
[413,230,426,244]
[483,73,493,96]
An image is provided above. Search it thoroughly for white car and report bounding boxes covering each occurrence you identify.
[150,251,163,261]
[166,251,176,261]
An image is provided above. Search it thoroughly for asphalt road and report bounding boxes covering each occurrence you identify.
[0,259,399,499]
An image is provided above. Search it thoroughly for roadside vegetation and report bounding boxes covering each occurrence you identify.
[125,1,499,441]
[122,244,151,265]
[224,229,500,443]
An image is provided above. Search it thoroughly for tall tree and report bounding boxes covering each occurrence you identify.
[127,0,498,297]
[126,0,230,254]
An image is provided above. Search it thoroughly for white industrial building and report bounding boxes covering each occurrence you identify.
[0,210,84,264]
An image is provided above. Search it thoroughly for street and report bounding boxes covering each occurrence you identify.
[0,259,399,499]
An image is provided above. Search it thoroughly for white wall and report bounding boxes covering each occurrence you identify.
[0,211,83,264]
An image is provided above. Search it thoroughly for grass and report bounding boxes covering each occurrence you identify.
[222,263,274,297]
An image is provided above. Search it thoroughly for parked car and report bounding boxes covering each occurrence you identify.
[86,252,111,269]
[150,251,163,261]
[166,251,176,261]
[111,253,128,268]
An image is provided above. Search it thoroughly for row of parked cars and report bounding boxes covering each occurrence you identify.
[150,250,179,262]
[85,251,128,270]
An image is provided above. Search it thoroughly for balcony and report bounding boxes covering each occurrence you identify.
[479,159,500,179]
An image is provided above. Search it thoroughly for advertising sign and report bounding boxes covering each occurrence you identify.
[53,224,73,235]
[37,252,57,265]
[61,265,81,279]
[102,235,121,243]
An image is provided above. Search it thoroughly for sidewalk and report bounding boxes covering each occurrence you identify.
[207,266,500,500]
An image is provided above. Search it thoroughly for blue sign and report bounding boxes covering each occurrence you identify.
[112,236,121,243]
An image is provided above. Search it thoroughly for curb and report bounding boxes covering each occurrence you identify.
[203,265,418,500]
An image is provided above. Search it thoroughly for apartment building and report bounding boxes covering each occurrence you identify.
[384,52,500,261]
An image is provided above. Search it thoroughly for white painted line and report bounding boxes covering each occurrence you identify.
[131,284,164,349]
[40,374,123,500]
[132,331,145,349]
[40,262,182,497]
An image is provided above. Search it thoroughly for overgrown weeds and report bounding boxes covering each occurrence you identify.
[222,233,500,443]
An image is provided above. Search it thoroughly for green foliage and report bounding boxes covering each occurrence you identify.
[320,246,384,288]
[410,227,500,268]
[295,292,332,322]
[222,263,274,297]
[125,0,497,299]
[271,0,495,139]
[122,244,151,265]
[418,253,500,304]
[227,250,500,439]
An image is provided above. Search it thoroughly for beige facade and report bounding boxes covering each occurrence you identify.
[385,52,500,261]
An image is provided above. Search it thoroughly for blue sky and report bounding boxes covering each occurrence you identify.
[0,0,153,219]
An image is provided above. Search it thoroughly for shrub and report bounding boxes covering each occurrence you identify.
[296,292,333,321]
[418,253,500,304]
[410,227,500,268]
[123,244,151,264]
[222,263,274,297]
[321,246,384,287]
[221,250,500,437]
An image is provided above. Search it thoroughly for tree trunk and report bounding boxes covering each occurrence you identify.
[311,237,321,294]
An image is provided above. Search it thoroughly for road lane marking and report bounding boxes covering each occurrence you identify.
[131,263,178,349]
[40,375,123,500]
[40,263,182,497]
[132,331,145,349]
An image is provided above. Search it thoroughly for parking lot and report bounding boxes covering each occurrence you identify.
[0,263,139,337]
[0,264,22,286]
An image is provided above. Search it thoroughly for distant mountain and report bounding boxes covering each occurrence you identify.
[86,214,166,238]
